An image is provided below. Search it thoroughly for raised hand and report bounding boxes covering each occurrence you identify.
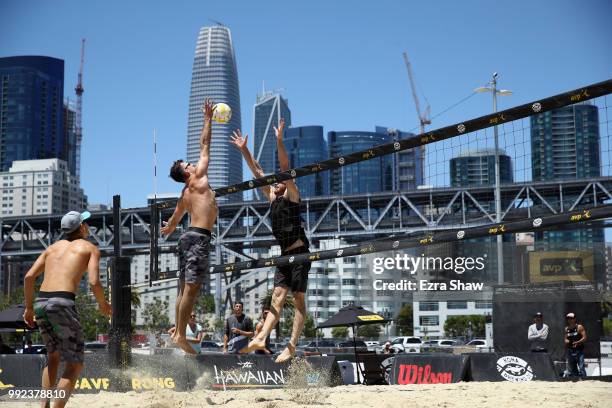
[202,98,215,121]
[274,118,285,141]
[231,129,248,151]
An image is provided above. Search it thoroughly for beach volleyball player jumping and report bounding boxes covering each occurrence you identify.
[163,99,217,355]
[231,118,311,363]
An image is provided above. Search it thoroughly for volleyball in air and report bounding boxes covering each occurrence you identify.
[212,103,232,123]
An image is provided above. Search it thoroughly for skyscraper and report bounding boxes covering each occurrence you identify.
[63,100,78,178]
[284,126,328,197]
[450,148,513,187]
[450,148,515,283]
[0,56,67,172]
[531,104,600,181]
[530,104,604,283]
[186,26,242,201]
[328,131,393,195]
[375,126,424,192]
[253,91,291,175]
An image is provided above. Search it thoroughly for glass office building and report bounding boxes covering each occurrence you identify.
[0,56,66,172]
[450,148,513,187]
[186,26,242,201]
[530,104,604,283]
[328,131,393,195]
[284,125,328,198]
[253,92,291,176]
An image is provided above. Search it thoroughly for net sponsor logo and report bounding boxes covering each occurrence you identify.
[570,210,591,222]
[496,356,534,382]
[488,224,506,234]
[532,102,542,112]
[570,89,590,102]
[396,364,452,384]
[419,235,433,245]
[488,113,506,125]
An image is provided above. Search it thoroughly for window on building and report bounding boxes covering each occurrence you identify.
[447,301,468,309]
[419,316,439,326]
[419,301,439,311]
[475,301,492,309]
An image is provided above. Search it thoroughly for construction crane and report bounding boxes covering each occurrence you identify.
[402,52,430,184]
[74,39,85,181]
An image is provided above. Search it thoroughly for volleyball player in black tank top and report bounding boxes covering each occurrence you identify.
[231,118,310,363]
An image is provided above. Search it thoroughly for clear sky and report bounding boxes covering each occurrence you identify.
[1,0,611,208]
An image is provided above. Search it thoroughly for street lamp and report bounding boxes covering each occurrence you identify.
[474,73,513,285]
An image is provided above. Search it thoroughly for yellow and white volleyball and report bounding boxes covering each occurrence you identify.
[212,103,232,123]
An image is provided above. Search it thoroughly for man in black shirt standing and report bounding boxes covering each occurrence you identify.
[223,302,254,353]
[564,312,587,378]
[231,118,311,362]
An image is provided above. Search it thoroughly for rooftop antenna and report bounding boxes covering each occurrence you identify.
[208,18,225,26]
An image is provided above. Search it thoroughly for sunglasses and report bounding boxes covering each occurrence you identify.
[184,162,192,170]
[190,315,196,318]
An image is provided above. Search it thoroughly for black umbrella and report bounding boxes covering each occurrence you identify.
[317,305,390,384]
[0,304,36,330]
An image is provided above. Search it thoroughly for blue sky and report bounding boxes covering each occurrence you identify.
[1,0,611,208]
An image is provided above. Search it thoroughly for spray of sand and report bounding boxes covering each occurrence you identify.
[283,357,332,405]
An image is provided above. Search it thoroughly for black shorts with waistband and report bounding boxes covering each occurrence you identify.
[274,246,311,293]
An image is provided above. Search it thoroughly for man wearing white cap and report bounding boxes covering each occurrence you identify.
[564,312,587,378]
[527,312,549,352]
[22,210,112,407]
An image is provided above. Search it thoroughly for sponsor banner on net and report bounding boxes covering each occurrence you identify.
[368,251,487,293]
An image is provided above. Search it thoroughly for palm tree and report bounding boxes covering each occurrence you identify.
[260,289,294,311]
[131,288,141,309]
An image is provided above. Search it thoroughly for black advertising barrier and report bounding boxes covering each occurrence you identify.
[0,354,46,391]
[209,205,612,274]
[0,353,340,393]
[389,354,468,385]
[468,352,557,382]
[152,79,610,202]
[74,353,191,393]
[186,353,340,390]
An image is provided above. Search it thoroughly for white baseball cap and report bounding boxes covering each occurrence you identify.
[61,211,91,233]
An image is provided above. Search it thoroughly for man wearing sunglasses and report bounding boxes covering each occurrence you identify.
[231,118,310,363]
[163,99,217,354]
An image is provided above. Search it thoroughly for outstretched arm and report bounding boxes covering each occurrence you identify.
[161,193,187,236]
[195,99,214,179]
[230,129,272,201]
[23,251,47,327]
[275,118,299,202]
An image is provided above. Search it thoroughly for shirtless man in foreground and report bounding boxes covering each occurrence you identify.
[23,210,112,408]
[162,99,218,354]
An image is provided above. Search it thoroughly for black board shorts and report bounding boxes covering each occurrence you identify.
[178,227,211,284]
[274,246,311,293]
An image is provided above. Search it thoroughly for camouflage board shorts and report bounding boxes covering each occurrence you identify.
[34,291,84,363]
[178,227,211,284]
